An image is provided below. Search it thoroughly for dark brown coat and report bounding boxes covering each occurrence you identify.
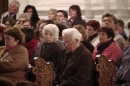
[53,44,94,86]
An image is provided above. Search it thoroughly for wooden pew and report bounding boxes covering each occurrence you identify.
[28,57,55,86]
[94,55,116,86]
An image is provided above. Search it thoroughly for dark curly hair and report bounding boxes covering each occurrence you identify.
[23,5,40,24]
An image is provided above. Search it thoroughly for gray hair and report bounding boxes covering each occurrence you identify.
[10,0,20,9]
[18,13,30,20]
[62,28,82,41]
[42,24,59,41]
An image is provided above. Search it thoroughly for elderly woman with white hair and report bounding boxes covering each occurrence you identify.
[53,28,94,86]
[31,24,65,67]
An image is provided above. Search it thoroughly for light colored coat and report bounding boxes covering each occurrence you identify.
[0,45,29,84]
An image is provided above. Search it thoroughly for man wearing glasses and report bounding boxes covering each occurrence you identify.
[1,0,20,24]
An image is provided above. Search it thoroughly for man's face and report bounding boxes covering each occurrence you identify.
[8,2,18,14]
[57,12,67,23]
[23,21,32,29]
[63,34,77,52]
[102,17,116,31]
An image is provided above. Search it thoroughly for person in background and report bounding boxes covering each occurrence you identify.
[127,21,130,33]
[38,20,54,41]
[48,9,57,24]
[0,25,5,46]
[68,5,87,28]
[23,5,40,25]
[31,24,64,67]
[117,19,128,40]
[17,13,30,25]
[114,36,130,86]
[0,27,29,84]
[21,28,38,63]
[92,27,121,64]
[74,24,94,53]
[53,28,94,86]
[22,20,34,29]
[57,10,70,28]
[1,0,20,24]
[86,20,100,47]
[101,13,125,50]
[56,23,67,41]
[4,17,16,28]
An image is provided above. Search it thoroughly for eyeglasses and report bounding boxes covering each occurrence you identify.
[62,40,72,44]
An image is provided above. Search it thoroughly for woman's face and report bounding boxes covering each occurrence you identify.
[99,32,111,43]
[48,11,56,20]
[69,9,77,18]
[4,34,19,48]
[26,8,33,18]
[43,30,55,43]
[39,23,47,37]
[86,25,98,36]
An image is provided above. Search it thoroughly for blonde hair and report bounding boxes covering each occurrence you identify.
[73,24,88,41]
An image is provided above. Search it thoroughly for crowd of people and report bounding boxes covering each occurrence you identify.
[0,0,130,86]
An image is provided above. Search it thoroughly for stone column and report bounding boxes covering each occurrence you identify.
[116,0,129,18]
[104,0,110,13]
[85,0,94,20]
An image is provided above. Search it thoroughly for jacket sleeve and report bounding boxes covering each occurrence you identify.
[0,47,28,72]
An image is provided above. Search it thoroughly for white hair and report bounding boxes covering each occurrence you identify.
[42,24,59,41]
[62,28,82,41]
[19,13,30,20]
[10,0,20,9]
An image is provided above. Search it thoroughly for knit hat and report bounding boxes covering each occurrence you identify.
[0,26,5,33]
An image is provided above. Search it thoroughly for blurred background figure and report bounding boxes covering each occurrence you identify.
[17,13,30,25]
[0,0,20,24]
[4,17,16,28]
[22,20,34,29]
[86,20,100,47]
[68,5,86,28]
[114,36,130,86]
[57,10,70,28]
[21,28,38,63]
[93,27,121,64]
[0,25,5,46]
[0,27,29,84]
[74,24,94,53]
[56,23,67,41]
[48,8,57,24]
[117,19,128,40]
[23,5,40,26]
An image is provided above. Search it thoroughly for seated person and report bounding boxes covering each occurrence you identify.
[86,20,100,47]
[93,27,122,64]
[53,28,94,86]
[114,36,130,86]
[21,28,38,63]
[4,17,16,28]
[73,24,94,53]
[31,24,65,67]
[0,27,29,84]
